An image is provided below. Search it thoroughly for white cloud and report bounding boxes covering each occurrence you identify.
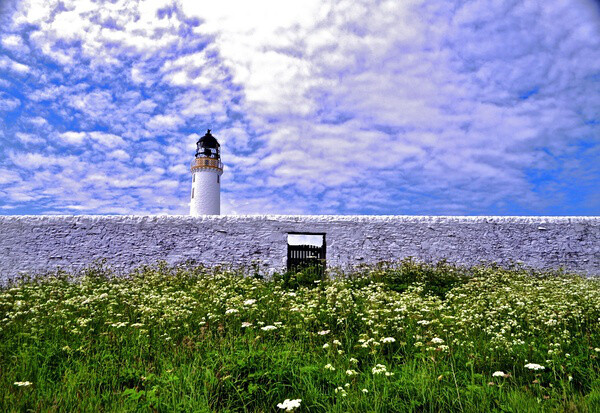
[15,133,44,144]
[168,164,188,175]
[1,34,28,53]
[0,169,21,185]
[89,132,125,148]
[147,114,184,130]
[59,131,87,145]
[0,97,20,112]
[108,149,130,161]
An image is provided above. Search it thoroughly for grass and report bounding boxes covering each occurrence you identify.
[1,259,600,412]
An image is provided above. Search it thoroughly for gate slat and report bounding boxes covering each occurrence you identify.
[287,240,326,276]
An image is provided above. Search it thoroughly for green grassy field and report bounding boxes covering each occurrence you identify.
[1,260,599,412]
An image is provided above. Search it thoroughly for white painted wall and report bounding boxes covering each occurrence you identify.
[190,169,221,215]
[0,215,598,282]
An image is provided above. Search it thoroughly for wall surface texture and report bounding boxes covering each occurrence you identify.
[0,215,598,282]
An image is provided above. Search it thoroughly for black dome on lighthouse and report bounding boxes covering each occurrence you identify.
[195,129,220,158]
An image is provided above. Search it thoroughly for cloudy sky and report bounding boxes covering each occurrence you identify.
[0,0,599,215]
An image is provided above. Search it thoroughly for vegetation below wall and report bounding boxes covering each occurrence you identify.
[1,260,600,412]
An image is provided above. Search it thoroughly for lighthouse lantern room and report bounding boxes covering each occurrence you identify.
[190,129,223,216]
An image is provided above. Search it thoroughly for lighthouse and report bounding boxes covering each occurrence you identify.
[190,129,223,216]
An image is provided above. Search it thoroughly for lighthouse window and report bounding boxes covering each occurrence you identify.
[191,188,194,198]
[205,160,209,166]
[193,174,195,183]
[217,175,220,183]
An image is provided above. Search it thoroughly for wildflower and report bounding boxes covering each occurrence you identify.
[225,309,238,314]
[99,293,108,299]
[261,325,277,331]
[346,369,358,376]
[372,364,387,375]
[524,363,545,371]
[492,371,505,377]
[335,387,347,396]
[14,381,32,387]
[431,337,444,344]
[382,337,396,343]
[241,322,252,328]
[323,343,330,349]
[277,398,301,411]
[349,358,358,364]
[324,363,335,371]
[318,330,330,335]
[332,339,342,346]
[417,320,430,325]
[362,388,369,393]
[243,299,256,306]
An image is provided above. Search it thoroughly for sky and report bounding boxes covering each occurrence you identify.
[0,0,599,216]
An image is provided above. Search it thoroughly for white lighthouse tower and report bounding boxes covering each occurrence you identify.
[190,129,223,216]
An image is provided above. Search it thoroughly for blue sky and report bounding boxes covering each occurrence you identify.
[0,0,599,215]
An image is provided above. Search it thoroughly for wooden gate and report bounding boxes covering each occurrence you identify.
[287,238,326,276]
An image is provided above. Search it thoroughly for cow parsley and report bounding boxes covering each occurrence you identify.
[277,398,301,411]
[524,363,545,371]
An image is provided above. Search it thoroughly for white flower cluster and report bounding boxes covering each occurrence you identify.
[524,363,545,371]
[335,386,348,397]
[372,364,394,376]
[277,398,301,411]
[14,381,32,386]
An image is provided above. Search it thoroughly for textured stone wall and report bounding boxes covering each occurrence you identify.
[0,215,598,282]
